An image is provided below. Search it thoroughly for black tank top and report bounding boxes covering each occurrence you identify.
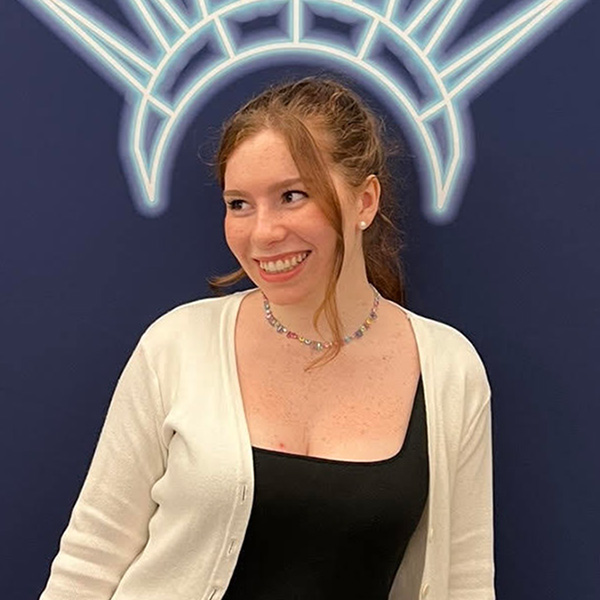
[222,377,429,600]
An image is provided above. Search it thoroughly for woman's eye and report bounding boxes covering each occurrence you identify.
[226,199,247,211]
[282,190,307,204]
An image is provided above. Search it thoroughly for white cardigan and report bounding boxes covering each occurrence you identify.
[39,290,495,600]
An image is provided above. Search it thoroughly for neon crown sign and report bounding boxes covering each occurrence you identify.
[21,0,584,222]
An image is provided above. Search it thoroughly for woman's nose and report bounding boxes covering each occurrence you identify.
[251,207,287,246]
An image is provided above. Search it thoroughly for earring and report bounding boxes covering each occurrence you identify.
[359,221,368,230]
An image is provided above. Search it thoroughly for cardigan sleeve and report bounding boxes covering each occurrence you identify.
[39,340,168,600]
[448,363,495,599]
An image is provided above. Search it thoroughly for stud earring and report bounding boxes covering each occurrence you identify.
[359,221,368,230]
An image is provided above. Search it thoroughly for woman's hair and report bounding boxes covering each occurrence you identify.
[210,76,406,366]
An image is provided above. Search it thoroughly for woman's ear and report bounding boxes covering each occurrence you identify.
[356,174,381,227]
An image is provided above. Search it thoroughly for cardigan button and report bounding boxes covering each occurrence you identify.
[421,583,430,597]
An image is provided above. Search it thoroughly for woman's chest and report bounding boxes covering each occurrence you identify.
[235,341,420,461]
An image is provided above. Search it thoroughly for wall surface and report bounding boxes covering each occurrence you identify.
[1,0,599,598]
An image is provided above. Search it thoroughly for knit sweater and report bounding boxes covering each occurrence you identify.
[39,289,495,600]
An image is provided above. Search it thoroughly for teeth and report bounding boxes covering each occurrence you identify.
[259,252,309,273]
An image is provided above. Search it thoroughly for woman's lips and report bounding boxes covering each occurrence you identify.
[256,251,310,282]
[257,251,310,274]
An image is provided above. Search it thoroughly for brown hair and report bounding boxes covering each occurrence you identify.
[210,76,405,366]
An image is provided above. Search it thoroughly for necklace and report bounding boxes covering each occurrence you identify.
[261,286,381,351]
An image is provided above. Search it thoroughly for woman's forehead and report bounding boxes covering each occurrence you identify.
[223,124,352,196]
[224,130,301,190]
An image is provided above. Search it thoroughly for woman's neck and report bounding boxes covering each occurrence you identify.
[261,276,376,343]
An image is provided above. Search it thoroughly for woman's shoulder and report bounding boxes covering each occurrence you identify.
[139,290,249,351]
[393,303,489,388]
[405,307,481,353]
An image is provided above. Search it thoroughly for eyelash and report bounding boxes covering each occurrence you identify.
[225,190,307,211]
[226,199,247,211]
[282,189,308,203]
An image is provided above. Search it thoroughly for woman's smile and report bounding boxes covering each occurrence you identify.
[255,251,311,282]
[257,251,311,274]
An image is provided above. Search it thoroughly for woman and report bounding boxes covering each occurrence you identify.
[39,77,494,600]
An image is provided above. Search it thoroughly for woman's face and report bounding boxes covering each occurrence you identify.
[223,128,359,307]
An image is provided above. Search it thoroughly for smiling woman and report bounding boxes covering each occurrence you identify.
[212,78,405,369]
[39,77,495,600]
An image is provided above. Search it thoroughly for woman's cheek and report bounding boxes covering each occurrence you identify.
[224,219,241,251]
[225,221,252,268]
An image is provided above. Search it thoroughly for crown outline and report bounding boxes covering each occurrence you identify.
[19,0,586,222]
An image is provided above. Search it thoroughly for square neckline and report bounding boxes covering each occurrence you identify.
[250,375,424,465]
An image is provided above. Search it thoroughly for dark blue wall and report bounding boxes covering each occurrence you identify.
[2,1,599,598]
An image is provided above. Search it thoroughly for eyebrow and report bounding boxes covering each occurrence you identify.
[223,177,305,198]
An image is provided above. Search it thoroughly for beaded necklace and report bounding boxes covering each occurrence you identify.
[261,286,381,351]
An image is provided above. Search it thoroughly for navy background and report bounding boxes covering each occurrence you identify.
[2,0,599,598]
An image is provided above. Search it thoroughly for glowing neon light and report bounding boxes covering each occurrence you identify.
[19,0,585,221]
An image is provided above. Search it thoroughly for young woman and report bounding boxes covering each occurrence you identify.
[40,77,495,600]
